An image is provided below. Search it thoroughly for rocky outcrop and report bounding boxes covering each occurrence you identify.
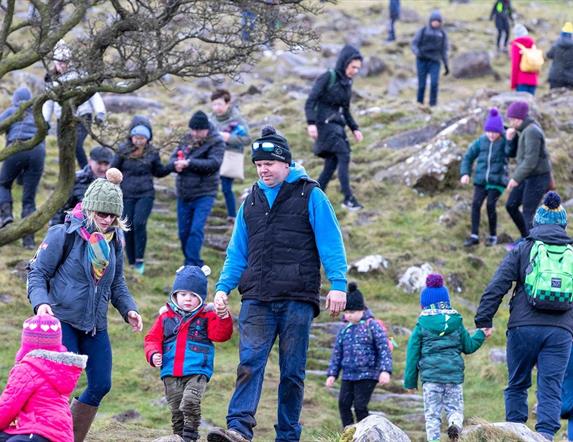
[349,255,390,273]
[348,415,411,442]
[463,421,548,441]
[451,51,494,79]
[397,263,433,293]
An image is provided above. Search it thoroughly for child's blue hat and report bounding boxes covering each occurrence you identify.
[420,274,451,309]
[171,265,210,302]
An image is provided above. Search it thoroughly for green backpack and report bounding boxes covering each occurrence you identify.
[524,240,573,311]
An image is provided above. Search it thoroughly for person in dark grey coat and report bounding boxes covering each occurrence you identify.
[547,23,573,90]
[112,115,173,274]
[475,192,573,441]
[304,44,364,211]
[411,10,449,106]
[28,168,142,441]
[170,110,224,267]
[0,87,46,249]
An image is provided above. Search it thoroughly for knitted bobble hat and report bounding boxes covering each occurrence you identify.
[506,101,529,120]
[534,191,568,227]
[345,282,366,311]
[251,126,292,164]
[188,110,210,130]
[82,168,124,216]
[484,108,505,134]
[170,265,211,303]
[16,315,67,362]
[420,274,451,309]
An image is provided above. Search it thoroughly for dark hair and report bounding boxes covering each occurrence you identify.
[211,89,231,103]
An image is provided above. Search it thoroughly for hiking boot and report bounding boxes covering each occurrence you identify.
[207,428,251,442]
[22,234,35,250]
[447,424,461,441]
[134,261,145,275]
[485,235,497,247]
[463,235,479,247]
[342,196,363,212]
[182,426,200,442]
[0,202,14,228]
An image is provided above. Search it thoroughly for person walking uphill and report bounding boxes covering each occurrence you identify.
[387,0,401,42]
[27,168,143,442]
[510,24,540,95]
[207,126,348,442]
[405,274,486,442]
[304,44,364,212]
[0,86,46,250]
[460,108,509,247]
[171,110,225,267]
[547,22,573,90]
[411,10,449,107]
[504,101,552,242]
[475,192,573,441]
[490,0,513,52]
[112,116,173,274]
[0,315,87,442]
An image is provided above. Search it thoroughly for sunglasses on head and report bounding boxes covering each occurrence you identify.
[95,212,117,221]
[252,141,276,152]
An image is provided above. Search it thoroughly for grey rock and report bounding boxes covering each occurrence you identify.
[291,65,325,81]
[112,409,141,423]
[466,254,485,269]
[103,94,163,113]
[277,51,310,68]
[463,422,548,442]
[362,56,388,77]
[349,255,390,273]
[452,51,493,79]
[352,415,411,442]
[490,91,538,117]
[400,8,421,23]
[387,76,418,97]
[377,125,441,149]
[321,43,343,58]
[490,347,507,364]
[243,84,262,95]
[438,201,470,227]
[397,263,433,294]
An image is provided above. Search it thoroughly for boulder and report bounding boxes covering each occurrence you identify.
[103,94,163,113]
[490,347,507,364]
[451,51,493,79]
[489,92,538,117]
[375,139,463,192]
[291,66,324,81]
[349,255,390,273]
[463,421,548,442]
[387,76,418,97]
[362,56,388,77]
[377,125,441,149]
[350,415,411,442]
[397,263,433,294]
[321,43,343,58]
[438,201,470,228]
[400,8,421,23]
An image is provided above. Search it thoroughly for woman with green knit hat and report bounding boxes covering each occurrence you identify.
[28,168,143,442]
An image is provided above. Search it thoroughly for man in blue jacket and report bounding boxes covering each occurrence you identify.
[208,127,348,442]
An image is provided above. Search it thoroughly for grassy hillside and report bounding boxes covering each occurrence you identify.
[1,1,572,441]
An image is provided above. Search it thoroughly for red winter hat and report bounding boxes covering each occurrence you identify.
[15,315,67,362]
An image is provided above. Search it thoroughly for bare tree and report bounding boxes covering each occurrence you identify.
[0,0,321,246]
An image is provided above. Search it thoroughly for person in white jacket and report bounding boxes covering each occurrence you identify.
[43,41,106,168]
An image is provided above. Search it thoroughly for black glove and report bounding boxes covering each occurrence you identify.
[444,65,450,76]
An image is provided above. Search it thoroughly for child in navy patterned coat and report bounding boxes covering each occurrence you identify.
[326,282,393,427]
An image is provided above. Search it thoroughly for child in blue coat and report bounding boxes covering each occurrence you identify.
[326,282,392,427]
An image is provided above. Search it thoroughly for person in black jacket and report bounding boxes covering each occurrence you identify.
[490,0,513,51]
[50,146,113,227]
[411,10,449,107]
[304,44,364,211]
[475,192,573,441]
[0,87,46,249]
[112,116,173,274]
[547,23,573,90]
[170,111,224,267]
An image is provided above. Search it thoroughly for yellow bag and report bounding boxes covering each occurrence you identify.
[515,42,544,73]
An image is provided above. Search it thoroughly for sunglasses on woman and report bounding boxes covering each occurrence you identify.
[95,212,117,221]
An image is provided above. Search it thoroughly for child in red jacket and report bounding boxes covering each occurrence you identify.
[0,315,87,442]
[144,265,233,442]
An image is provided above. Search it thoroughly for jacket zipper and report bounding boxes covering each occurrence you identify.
[485,140,493,183]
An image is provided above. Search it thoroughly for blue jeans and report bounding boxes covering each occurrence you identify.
[227,300,314,441]
[221,176,236,218]
[505,172,550,238]
[123,196,154,265]
[61,322,112,407]
[0,433,50,442]
[505,326,572,438]
[177,196,215,266]
[416,58,441,106]
[516,84,537,95]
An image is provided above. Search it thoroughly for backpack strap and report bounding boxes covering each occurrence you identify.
[327,68,336,89]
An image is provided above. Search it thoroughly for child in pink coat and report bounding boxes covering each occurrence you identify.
[0,315,87,442]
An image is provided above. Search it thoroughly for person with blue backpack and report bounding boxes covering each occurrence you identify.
[326,282,392,428]
[475,191,573,441]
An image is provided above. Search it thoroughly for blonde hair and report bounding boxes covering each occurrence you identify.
[84,210,130,233]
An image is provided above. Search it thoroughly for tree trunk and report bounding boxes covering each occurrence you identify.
[0,102,76,247]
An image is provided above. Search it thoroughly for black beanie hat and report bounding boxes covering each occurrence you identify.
[188,110,210,130]
[345,282,366,311]
[251,126,292,164]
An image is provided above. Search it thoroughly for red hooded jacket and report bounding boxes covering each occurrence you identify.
[0,350,87,442]
[510,35,539,89]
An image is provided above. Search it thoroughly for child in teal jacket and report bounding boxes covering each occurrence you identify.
[404,274,486,442]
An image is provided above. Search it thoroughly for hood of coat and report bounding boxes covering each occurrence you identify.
[335,44,363,77]
[127,115,153,142]
[429,10,443,25]
[556,36,573,48]
[418,309,462,336]
[22,349,87,395]
[527,224,573,245]
[12,86,32,106]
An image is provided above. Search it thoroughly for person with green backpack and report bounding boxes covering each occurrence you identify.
[475,191,573,441]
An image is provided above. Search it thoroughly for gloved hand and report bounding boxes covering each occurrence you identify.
[444,65,450,76]
[95,112,106,126]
